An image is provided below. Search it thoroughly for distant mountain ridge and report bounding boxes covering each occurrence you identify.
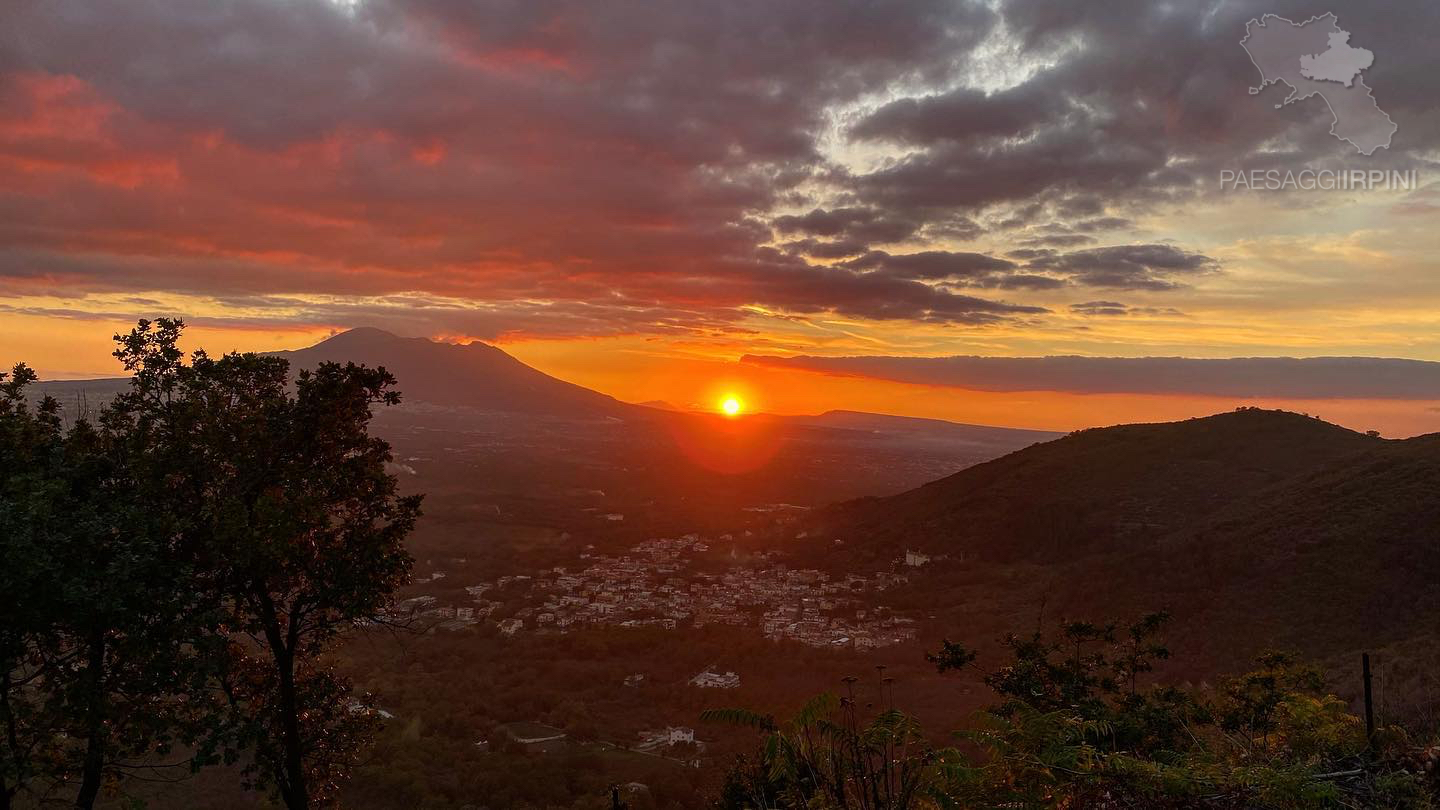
[799,410,1056,446]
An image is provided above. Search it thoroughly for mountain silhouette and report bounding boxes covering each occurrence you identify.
[271,327,636,418]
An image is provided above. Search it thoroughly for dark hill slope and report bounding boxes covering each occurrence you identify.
[814,408,1381,564]
[1153,432,1440,664]
[799,410,1440,688]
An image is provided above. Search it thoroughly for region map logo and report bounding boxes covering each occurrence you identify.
[1241,12,1396,155]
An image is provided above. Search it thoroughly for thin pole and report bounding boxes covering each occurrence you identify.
[1362,653,1375,742]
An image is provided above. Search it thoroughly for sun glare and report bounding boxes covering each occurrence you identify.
[720,396,743,416]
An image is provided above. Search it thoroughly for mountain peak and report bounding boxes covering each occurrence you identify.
[310,328,517,358]
[316,326,408,344]
[335,326,399,339]
[308,327,407,352]
[1080,406,1372,442]
[279,328,628,418]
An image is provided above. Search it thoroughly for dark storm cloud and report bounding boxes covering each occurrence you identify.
[0,0,1028,332]
[844,0,1440,231]
[1015,233,1095,248]
[829,248,1113,292]
[841,250,1016,281]
[849,82,1054,145]
[1024,244,1219,291]
[780,238,872,260]
[762,241,1219,293]
[985,274,1068,291]
[854,128,1170,213]
[742,354,1440,400]
[1070,300,1184,317]
[0,0,1434,339]
[668,250,1049,324]
[1070,301,1130,317]
[821,242,1219,293]
[1074,217,1133,232]
[771,207,923,245]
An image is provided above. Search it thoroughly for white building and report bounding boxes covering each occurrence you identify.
[637,726,699,751]
[690,669,740,689]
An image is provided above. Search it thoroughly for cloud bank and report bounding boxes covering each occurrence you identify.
[0,0,1436,340]
[742,354,1440,400]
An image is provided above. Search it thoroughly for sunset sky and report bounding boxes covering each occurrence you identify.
[3,0,1439,434]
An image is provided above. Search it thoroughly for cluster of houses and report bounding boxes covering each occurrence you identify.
[760,601,917,649]
[390,534,927,650]
[386,593,492,631]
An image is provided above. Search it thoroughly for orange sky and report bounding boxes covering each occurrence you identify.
[505,337,1440,436]
[7,311,1438,438]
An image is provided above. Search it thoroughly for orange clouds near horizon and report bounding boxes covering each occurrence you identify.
[503,338,1440,438]
[5,318,1439,438]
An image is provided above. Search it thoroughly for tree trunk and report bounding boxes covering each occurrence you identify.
[255,592,310,810]
[74,631,107,809]
[276,648,309,810]
[2,670,20,810]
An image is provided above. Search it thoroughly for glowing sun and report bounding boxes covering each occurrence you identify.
[720,396,744,416]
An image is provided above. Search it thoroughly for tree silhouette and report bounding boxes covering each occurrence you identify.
[106,319,422,809]
[1,321,421,808]
[0,363,59,809]
[1,359,225,809]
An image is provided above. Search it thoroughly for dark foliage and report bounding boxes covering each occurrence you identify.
[0,319,421,809]
[713,614,1439,809]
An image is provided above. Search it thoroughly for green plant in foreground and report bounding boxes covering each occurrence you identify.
[710,614,1437,809]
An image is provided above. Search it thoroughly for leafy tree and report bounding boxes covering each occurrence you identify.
[0,364,61,809]
[0,362,226,808]
[105,319,423,809]
[3,319,421,809]
[1214,651,1324,748]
